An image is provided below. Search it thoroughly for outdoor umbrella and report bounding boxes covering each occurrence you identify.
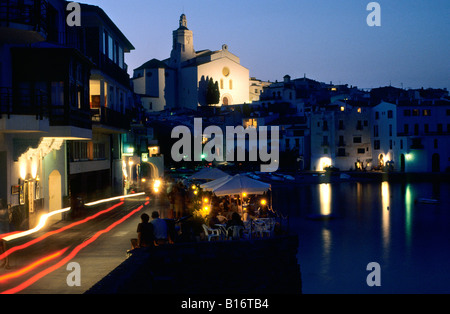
[189,167,229,181]
[200,175,232,191]
[211,174,271,196]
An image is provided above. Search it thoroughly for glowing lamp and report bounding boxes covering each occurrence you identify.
[261,199,267,206]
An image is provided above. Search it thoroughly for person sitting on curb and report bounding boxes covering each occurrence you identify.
[150,211,169,245]
[131,213,154,249]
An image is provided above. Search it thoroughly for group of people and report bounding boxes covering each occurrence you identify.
[131,211,170,249]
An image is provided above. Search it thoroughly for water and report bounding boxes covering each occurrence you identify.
[272,181,450,294]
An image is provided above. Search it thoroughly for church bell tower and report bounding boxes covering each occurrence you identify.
[170,14,195,66]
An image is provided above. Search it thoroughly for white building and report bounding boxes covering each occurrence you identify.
[133,14,251,111]
[396,100,450,172]
[370,101,398,170]
[311,102,372,171]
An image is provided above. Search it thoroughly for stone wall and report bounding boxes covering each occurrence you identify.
[86,235,302,294]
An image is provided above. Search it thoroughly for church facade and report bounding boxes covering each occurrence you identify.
[133,15,250,112]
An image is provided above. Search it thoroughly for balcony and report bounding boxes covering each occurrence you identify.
[50,105,92,130]
[97,54,131,88]
[0,86,92,133]
[0,87,48,119]
[0,0,48,44]
[91,106,130,132]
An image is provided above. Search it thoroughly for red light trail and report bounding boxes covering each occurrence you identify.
[0,248,69,283]
[0,202,124,261]
[1,204,145,294]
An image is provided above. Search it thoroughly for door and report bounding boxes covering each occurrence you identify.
[48,170,62,215]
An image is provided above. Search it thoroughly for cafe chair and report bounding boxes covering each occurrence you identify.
[227,226,244,240]
[202,224,221,241]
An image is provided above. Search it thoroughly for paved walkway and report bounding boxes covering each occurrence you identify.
[17,195,170,294]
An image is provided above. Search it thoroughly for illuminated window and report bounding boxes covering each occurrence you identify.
[222,67,230,77]
[220,79,224,89]
[229,80,233,90]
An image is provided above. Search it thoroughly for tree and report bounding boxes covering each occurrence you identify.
[206,78,220,106]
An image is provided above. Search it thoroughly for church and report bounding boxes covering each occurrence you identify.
[132,14,251,112]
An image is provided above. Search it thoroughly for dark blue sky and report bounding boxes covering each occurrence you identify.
[80,0,450,90]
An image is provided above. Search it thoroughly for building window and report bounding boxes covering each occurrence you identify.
[222,67,230,77]
[388,110,393,118]
[108,35,114,60]
[414,124,419,135]
[423,109,431,116]
[357,148,365,154]
[374,125,379,137]
[389,124,392,137]
[220,79,224,89]
[437,124,443,134]
[71,141,89,161]
[94,143,106,160]
[375,112,379,120]
[338,148,346,157]
[434,139,438,149]
[338,120,344,130]
[404,109,411,116]
[118,46,124,69]
[400,140,403,150]
[356,120,363,130]
[389,140,393,150]
[412,109,420,116]
[404,124,409,134]
[353,137,362,144]
[51,82,64,106]
[374,140,380,150]
[424,124,429,133]
[229,80,233,90]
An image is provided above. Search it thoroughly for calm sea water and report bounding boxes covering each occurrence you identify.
[272,180,450,294]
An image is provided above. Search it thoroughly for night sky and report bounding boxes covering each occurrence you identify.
[79,0,450,90]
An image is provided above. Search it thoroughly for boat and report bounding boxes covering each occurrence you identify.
[269,174,284,181]
[415,198,439,205]
[282,175,295,181]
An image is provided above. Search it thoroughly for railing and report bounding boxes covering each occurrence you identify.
[0,87,48,119]
[0,0,48,33]
[91,106,130,130]
[50,106,92,130]
[98,54,131,88]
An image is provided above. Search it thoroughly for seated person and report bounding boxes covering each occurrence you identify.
[150,211,169,245]
[226,212,245,238]
[207,209,221,229]
[131,213,154,249]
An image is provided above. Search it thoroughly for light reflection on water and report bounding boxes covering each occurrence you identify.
[272,181,450,294]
